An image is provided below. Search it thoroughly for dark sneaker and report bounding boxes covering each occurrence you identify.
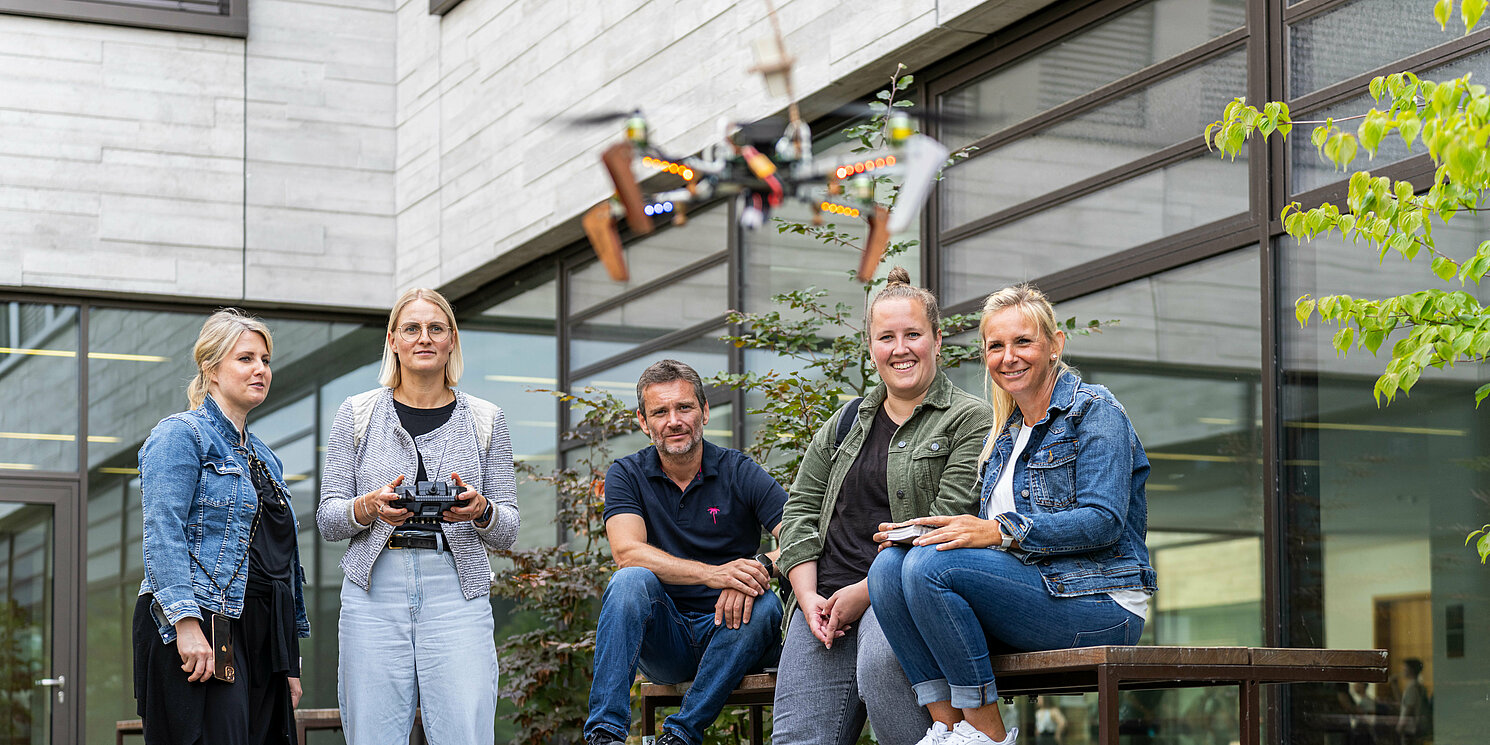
[585,731,625,745]
[656,733,691,745]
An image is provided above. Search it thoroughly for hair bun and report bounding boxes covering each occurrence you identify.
[886,266,911,285]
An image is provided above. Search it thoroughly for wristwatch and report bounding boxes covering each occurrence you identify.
[754,552,775,577]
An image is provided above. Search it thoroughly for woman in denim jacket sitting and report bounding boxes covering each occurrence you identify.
[133,309,310,745]
[868,284,1156,745]
[773,268,993,745]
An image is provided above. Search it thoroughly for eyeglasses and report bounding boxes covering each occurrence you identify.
[397,322,451,342]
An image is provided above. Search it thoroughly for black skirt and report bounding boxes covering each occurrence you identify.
[132,585,297,745]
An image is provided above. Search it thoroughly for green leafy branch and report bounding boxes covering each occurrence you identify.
[1204,32,1490,408]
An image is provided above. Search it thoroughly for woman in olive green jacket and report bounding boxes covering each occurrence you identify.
[772,268,993,745]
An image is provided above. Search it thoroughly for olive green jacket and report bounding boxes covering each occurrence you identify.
[777,370,994,591]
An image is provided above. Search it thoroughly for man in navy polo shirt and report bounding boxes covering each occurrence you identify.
[585,359,787,745]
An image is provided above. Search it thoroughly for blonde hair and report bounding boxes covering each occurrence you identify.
[977,284,1072,467]
[188,309,273,410]
[866,266,941,335]
[377,288,463,389]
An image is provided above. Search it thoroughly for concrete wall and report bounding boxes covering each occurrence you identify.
[0,0,1052,309]
[0,0,398,309]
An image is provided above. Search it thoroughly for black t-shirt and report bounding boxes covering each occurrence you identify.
[393,398,457,482]
[816,406,896,596]
[245,449,296,584]
[393,398,457,534]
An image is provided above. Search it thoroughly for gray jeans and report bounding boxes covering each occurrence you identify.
[772,606,932,745]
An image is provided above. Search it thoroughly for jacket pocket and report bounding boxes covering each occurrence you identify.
[198,458,243,507]
[911,436,951,495]
[1027,438,1076,509]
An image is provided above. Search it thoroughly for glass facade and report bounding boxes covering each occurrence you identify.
[6,0,1490,742]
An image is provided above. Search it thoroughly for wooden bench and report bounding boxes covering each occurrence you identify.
[117,707,428,745]
[638,646,1387,745]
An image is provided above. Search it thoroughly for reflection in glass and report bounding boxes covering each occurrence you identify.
[572,336,730,415]
[743,201,917,324]
[1064,249,1263,647]
[568,206,730,315]
[940,50,1246,229]
[0,502,54,745]
[1291,49,1490,195]
[1281,227,1490,742]
[940,0,1245,149]
[570,262,729,371]
[1288,0,1461,98]
[941,154,1249,307]
[0,303,79,473]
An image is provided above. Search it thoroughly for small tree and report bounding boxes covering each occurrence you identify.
[1207,1,1490,561]
[493,388,633,744]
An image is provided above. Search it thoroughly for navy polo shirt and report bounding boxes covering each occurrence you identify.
[602,439,787,613]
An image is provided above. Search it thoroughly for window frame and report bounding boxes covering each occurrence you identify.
[0,0,248,38]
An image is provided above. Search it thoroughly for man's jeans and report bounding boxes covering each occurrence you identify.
[586,567,783,745]
[868,545,1143,710]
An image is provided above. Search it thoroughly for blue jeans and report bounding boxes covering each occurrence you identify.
[868,546,1143,709]
[586,567,783,745]
[339,547,498,744]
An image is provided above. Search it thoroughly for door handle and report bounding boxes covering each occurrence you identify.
[34,674,64,703]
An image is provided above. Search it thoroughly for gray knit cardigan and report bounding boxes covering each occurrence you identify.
[316,387,520,599]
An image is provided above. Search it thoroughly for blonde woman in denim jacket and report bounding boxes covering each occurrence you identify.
[773,268,993,745]
[133,310,309,745]
[868,284,1156,745]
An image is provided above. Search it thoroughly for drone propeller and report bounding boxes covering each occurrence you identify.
[565,109,641,127]
[601,143,653,236]
[582,203,628,282]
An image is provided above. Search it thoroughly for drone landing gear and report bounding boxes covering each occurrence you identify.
[857,205,890,282]
[583,203,629,281]
[602,142,653,236]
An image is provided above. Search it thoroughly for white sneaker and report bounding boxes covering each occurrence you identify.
[947,720,1019,745]
[914,722,954,745]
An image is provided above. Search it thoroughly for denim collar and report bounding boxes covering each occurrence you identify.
[1003,369,1081,431]
[640,438,723,483]
[199,394,246,445]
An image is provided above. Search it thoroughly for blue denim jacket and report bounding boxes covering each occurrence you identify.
[980,370,1157,597]
[137,395,310,643]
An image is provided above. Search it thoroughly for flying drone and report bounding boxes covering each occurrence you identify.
[579,4,949,283]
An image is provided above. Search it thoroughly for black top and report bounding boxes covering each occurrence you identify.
[393,398,457,534]
[246,449,295,584]
[602,440,788,613]
[393,398,457,482]
[816,406,896,596]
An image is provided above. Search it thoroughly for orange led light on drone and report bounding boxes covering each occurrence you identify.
[819,202,861,218]
[641,157,694,180]
[834,155,897,181]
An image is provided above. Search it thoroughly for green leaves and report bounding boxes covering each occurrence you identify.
[1206,98,1292,159]
[1436,0,1454,30]
[1467,524,1490,563]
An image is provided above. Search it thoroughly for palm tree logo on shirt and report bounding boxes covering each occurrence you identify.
[707,507,720,524]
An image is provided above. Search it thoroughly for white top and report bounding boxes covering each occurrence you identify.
[994,423,1150,621]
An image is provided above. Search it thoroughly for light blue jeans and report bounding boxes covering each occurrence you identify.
[339,547,498,744]
[869,545,1143,709]
[772,606,932,745]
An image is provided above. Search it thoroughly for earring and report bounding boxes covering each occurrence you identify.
[1050,354,1058,361]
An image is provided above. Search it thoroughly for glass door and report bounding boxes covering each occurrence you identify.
[0,479,78,745]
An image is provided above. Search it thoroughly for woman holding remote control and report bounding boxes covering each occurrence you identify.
[133,309,309,745]
[772,268,993,745]
[868,284,1156,745]
[316,287,519,744]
